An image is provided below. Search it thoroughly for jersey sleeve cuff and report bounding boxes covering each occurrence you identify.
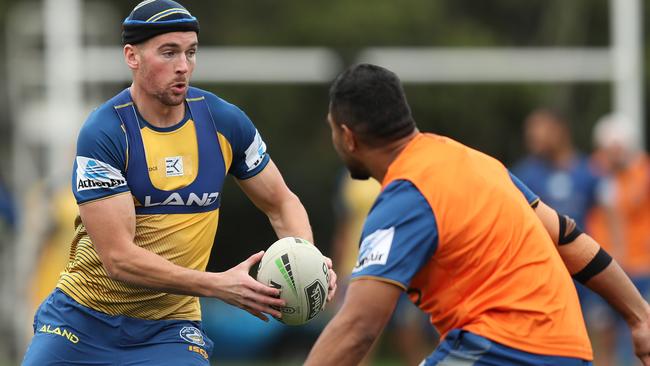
[350,275,408,291]
[77,190,131,205]
[233,154,270,180]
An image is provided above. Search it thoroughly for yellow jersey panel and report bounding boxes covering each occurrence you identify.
[141,120,199,191]
[218,132,233,172]
[57,209,219,320]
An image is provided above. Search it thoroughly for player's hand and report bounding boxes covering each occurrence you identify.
[214,251,286,322]
[324,256,338,302]
[630,308,650,365]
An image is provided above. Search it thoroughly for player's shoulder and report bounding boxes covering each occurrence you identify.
[79,95,126,141]
[512,156,545,176]
[370,180,432,220]
[76,95,128,162]
[189,87,259,154]
[189,87,249,123]
[572,153,597,172]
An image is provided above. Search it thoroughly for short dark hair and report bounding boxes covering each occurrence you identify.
[527,108,570,127]
[329,64,416,146]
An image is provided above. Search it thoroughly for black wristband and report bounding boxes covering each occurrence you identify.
[572,247,613,284]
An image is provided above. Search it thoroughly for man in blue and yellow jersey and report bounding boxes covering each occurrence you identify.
[22,1,336,365]
[305,64,650,366]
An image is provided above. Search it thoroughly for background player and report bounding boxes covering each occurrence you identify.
[512,108,600,229]
[588,114,650,366]
[22,1,335,365]
[511,108,609,362]
[305,63,650,366]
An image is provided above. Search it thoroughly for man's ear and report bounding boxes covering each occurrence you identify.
[124,44,140,70]
[340,124,358,152]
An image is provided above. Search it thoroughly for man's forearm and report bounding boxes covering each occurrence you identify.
[105,242,216,297]
[583,259,650,326]
[557,233,650,327]
[268,191,313,242]
[535,201,650,326]
[305,305,377,365]
[306,280,400,365]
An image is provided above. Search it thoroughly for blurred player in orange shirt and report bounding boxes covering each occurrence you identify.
[306,64,650,366]
[588,114,650,366]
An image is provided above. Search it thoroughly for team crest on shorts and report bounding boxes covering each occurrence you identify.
[180,326,205,346]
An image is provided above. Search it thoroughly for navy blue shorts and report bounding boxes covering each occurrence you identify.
[422,329,592,366]
[22,289,213,366]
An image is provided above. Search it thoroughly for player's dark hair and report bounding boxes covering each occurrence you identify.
[528,108,571,129]
[329,64,416,146]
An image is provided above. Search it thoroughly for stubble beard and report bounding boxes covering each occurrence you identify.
[156,89,186,106]
[345,158,371,180]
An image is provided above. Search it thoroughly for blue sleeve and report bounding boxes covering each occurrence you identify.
[350,180,438,289]
[72,105,129,204]
[204,93,270,179]
[509,171,539,206]
[0,182,16,229]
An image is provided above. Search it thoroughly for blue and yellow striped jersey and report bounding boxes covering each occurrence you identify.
[58,87,269,320]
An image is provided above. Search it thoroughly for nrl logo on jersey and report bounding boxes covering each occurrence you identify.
[76,157,127,191]
[144,192,219,207]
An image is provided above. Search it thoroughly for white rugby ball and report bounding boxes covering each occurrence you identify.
[256,237,329,325]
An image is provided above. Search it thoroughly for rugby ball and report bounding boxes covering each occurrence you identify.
[256,237,329,325]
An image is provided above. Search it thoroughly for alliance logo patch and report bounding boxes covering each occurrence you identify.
[305,280,326,320]
[180,326,205,346]
[76,156,127,192]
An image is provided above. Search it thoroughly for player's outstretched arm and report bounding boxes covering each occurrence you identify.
[79,193,285,320]
[237,159,338,300]
[305,279,401,366]
[534,200,650,364]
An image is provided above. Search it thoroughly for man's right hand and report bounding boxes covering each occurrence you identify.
[212,251,286,322]
[631,307,650,366]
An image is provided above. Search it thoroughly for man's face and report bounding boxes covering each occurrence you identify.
[524,113,564,158]
[327,111,371,180]
[134,31,198,106]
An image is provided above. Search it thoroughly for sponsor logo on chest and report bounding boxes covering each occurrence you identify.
[165,156,184,177]
[144,192,219,207]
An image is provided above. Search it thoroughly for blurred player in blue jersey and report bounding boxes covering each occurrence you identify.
[512,108,600,229]
[22,1,336,365]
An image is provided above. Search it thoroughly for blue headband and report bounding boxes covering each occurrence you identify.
[122,0,199,45]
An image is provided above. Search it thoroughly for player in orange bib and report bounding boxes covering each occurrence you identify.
[305,64,650,366]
